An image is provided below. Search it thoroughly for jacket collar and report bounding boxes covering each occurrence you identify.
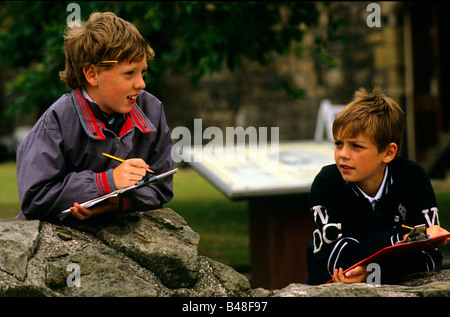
[71,88,155,140]
[347,165,393,209]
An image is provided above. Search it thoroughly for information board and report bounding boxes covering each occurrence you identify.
[179,141,335,199]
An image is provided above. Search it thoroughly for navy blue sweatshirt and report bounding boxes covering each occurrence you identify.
[306,157,443,285]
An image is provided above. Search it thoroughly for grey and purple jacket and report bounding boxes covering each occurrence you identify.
[16,88,174,220]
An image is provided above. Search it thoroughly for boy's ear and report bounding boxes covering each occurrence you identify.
[383,142,398,164]
[83,64,98,87]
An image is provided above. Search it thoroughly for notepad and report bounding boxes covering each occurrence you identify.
[56,168,178,220]
[324,230,450,284]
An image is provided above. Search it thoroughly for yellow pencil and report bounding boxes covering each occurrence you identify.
[402,224,414,230]
[102,153,154,173]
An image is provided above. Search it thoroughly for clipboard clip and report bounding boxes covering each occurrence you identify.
[135,168,178,188]
[396,224,430,244]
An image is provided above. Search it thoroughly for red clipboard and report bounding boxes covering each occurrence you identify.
[324,233,450,284]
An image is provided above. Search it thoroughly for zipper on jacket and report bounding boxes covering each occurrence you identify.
[112,136,120,153]
[106,128,134,155]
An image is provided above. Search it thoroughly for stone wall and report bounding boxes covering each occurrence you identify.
[1,208,449,297]
[161,2,406,143]
[0,209,251,297]
[252,269,450,297]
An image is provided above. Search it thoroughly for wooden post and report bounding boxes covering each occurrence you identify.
[248,194,312,289]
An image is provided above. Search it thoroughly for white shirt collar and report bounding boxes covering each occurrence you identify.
[356,165,389,209]
[82,88,94,103]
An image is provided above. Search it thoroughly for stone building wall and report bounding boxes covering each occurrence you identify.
[160,2,406,143]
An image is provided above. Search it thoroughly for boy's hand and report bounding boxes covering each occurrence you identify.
[70,197,120,221]
[426,225,449,248]
[332,266,368,284]
[112,158,150,189]
[401,225,449,248]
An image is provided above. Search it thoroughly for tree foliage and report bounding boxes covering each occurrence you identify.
[0,1,328,117]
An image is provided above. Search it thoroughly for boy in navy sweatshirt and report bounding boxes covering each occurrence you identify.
[306,88,448,285]
[17,12,173,221]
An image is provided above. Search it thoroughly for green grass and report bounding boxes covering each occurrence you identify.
[0,161,20,218]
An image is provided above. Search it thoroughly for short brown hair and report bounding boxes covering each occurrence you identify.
[332,87,405,152]
[59,12,155,89]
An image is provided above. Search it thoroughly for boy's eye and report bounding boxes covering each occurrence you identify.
[125,69,147,76]
[334,141,343,147]
[123,70,135,76]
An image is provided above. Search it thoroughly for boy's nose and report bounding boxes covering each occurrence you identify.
[135,76,146,90]
[338,146,351,159]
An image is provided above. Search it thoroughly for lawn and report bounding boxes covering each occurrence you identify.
[1,161,449,271]
[0,161,21,219]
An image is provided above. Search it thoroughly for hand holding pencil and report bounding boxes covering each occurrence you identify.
[103,153,154,173]
[402,224,450,247]
[103,153,154,189]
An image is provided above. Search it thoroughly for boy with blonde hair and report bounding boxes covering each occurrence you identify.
[306,87,448,285]
[17,12,174,221]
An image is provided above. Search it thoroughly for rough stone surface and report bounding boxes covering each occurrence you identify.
[1,208,449,297]
[45,245,158,297]
[69,210,201,288]
[0,208,251,297]
[250,269,450,297]
[0,219,40,281]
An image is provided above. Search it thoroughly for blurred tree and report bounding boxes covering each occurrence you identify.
[0,1,339,117]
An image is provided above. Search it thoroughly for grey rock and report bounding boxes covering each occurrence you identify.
[71,209,201,288]
[0,219,40,281]
[2,208,449,297]
[46,245,158,297]
[272,282,380,297]
[208,258,251,296]
[0,208,251,297]
[267,269,450,297]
